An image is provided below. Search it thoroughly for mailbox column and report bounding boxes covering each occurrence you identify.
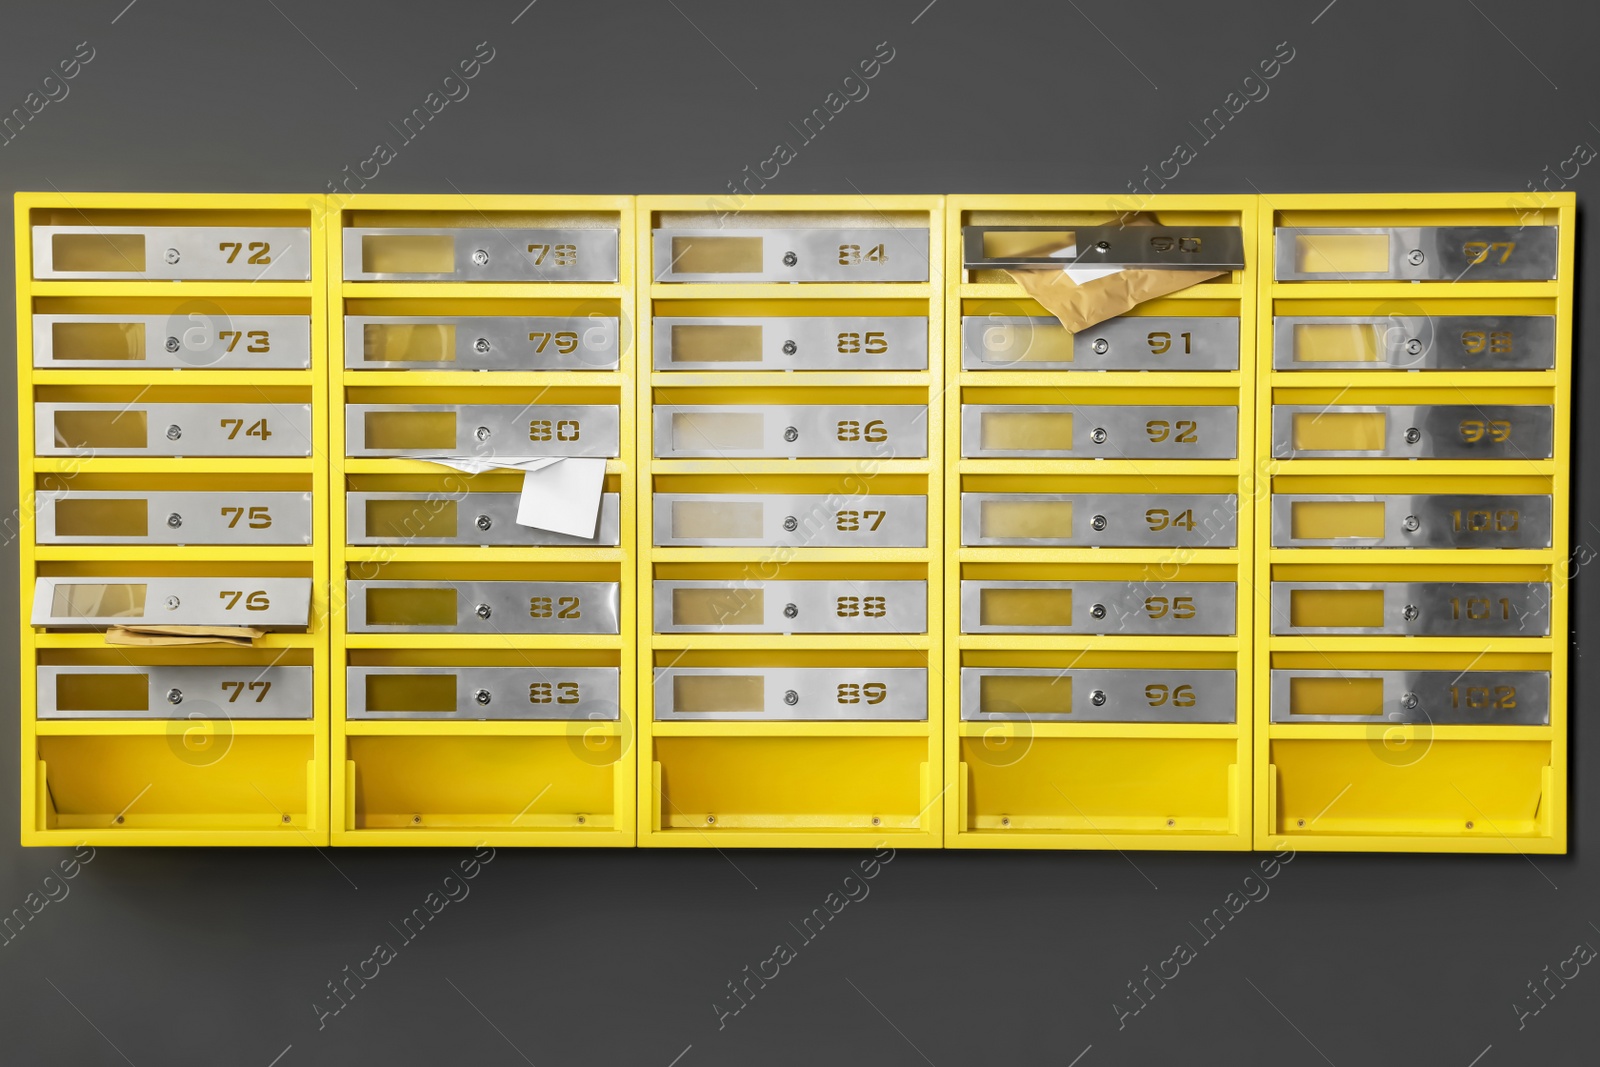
[1256,192,1573,852]
[17,192,329,846]
[946,196,1257,850]
[637,196,944,848]
[329,195,635,846]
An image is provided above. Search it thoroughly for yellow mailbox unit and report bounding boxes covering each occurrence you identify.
[327,194,637,846]
[1254,192,1573,853]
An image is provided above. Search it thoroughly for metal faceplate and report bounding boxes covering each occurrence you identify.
[962,225,1245,271]
[345,581,620,634]
[652,316,928,371]
[36,491,313,546]
[960,668,1237,723]
[1271,494,1553,549]
[33,314,311,370]
[961,315,1239,371]
[652,228,929,282]
[347,666,620,721]
[653,667,928,721]
[344,404,619,458]
[342,227,618,281]
[1271,581,1551,637]
[1273,226,1559,281]
[30,577,312,629]
[961,404,1238,459]
[960,581,1236,635]
[1271,405,1553,459]
[653,405,927,459]
[39,666,310,720]
[1272,316,1555,371]
[36,403,314,458]
[37,665,314,720]
[653,580,927,634]
[1270,670,1550,725]
[347,492,621,546]
[32,226,313,281]
[961,493,1238,548]
[653,493,927,548]
[344,316,619,371]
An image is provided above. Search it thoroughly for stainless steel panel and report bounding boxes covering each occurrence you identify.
[1271,581,1550,637]
[653,580,926,634]
[347,492,620,546]
[345,580,619,634]
[342,227,618,281]
[1272,316,1555,371]
[962,315,1238,371]
[653,404,927,459]
[653,666,927,721]
[961,493,1238,548]
[961,403,1238,459]
[36,491,313,545]
[346,666,620,721]
[37,665,314,720]
[1273,226,1558,281]
[653,316,927,371]
[962,226,1245,270]
[30,577,311,629]
[36,402,313,457]
[1271,405,1553,459]
[344,315,619,370]
[33,314,311,369]
[1270,670,1549,725]
[960,668,1236,723]
[1271,494,1553,549]
[344,404,619,458]
[32,226,312,280]
[653,227,928,282]
[653,493,926,548]
[960,580,1236,635]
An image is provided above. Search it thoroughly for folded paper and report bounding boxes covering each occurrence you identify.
[106,624,263,647]
[516,456,607,539]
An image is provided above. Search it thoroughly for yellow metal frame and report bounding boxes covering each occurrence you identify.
[1252,192,1573,853]
[326,194,637,846]
[16,191,331,846]
[635,194,945,848]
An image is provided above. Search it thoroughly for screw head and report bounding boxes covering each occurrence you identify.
[1094,240,1111,252]
[166,688,183,705]
[1089,603,1107,620]
[474,337,491,354]
[475,514,492,531]
[1402,514,1421,532]
[1401,691,1419,710]
[707,815,716,824]
[1167,818,1176,827]
[1090,689,1107,706]
[115,815,125,824]
[1297,818,1306,827]
[782,251,798,267]
[1000,816,1011,827]
[783,689,799,706]
[783,603,798,619]
[166,424,183,441]
[1091,337,1109,355]
[1090,514,1107,532]
[475,426,493,442]
[472,249,490,266]
[167,512,183,529]
[1466,820,1475,829]
[412,815,422,825]
[1405,338,1423,356]
[577,815,586,825]
[475,603,492,619]
[1404,427,1422,445]
[164,248,181,265]
[165,336,181,353]
[1407,249,1425,266]
[783,426,799,443]
[164,595,180,610]
[782,340,797,355]
[281,814,291,824]
[1089,427,1108,444]
[473,688,492,706]
[1403,604,1420,621]
[782,515,798,532]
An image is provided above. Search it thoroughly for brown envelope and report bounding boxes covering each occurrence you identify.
[105,624,264,647]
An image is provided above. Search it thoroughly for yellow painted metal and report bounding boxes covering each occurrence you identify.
[16,191,331,846]
[1252,192,1573,853]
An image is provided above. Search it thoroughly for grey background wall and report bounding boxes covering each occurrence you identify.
[1,1,1594,1063]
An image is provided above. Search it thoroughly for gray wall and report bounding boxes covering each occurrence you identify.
[1,1,1593,1063]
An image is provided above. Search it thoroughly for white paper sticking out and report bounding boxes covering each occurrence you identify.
[515,457,607,539]
[417,456,565,476]
[1047,242,1124,285]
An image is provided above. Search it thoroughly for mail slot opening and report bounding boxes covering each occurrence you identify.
[980,673,1072,716]
[671,500,763,540]
[361,234,454,274]
[1293,324,1381,363]
[55,672,149,713]
[1292,411,1386,451]
[365,499,458,540]
[1291,500,1385,539]
[669,236,763,274]
[979,588,1073,628]
[54,409,148,450]
[672,412,764,451]
[671,325,763,363]
[364,411,456,451]
[54,498,148,538]
[1289,589,1385,628]
[1295,233,1388,274]
[52,321,146,361]
[365,587,457,627]
[981,499,1071,539]
[674,675,764,714]
[51,233,145,272]
[981,230,1076,259]
[1288,676,1384,716]
[981,412,1074,452]
[365,673,457,714]
[363,324,455,362]
[672,588,765,627]
[49,583,147,619]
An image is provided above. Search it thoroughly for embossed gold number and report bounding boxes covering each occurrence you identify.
[1145,683,1197,707]
[1463,241,1515,265]
[837,682,887,704]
